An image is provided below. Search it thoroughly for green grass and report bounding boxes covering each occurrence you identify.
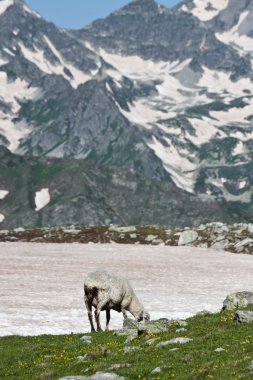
[1,311,253,379]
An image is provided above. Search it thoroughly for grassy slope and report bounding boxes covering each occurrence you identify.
[1,310,253,380]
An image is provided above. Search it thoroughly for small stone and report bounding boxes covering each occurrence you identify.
[248,224,253,234]
[214,348,225,352]
[36,362,49,368]
[110,363,131,370]
[77,355,87,362]
[145,234,158,242]
[176,320,188,327]
[178,230,198,246]
[176,328,187,333]
[211,240,229,251]
[151,238,164,245]
[234,311,253,323]
[166,337,192,345]
[80,335,92,343]
[109,226,137,233]
[59,373,125,380]
[151,367,162,374]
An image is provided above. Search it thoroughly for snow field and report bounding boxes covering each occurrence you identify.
[1,243,253,336]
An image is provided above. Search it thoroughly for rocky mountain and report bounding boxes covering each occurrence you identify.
[0,0,253,228]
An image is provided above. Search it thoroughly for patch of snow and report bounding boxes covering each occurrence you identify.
[120,100,169,129]
[0,57,8,66]
[216,12,253,53]
[232,141,244,156]
[3,47,15,57]
[198,66,253,97]
[44,36,91,89]
[187,117,221,146]
[34,188,50,211]
[13,29,19,36]
[239,180,247,190]
[1,243,253,336]
[148,136,196,193]
[22,4,41,18]
[0,190,9,200]
[0,0,13,16]
[0,214,5,223]
[182,0,229,21]
[210,102,253,125]
[19,40,91,89]
[0,72,40,151]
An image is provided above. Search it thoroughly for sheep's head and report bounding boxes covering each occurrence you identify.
[137,310,150,322]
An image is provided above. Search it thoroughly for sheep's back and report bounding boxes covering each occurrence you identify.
[84,270,134,305]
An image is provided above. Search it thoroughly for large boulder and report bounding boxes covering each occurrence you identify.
[234,311,253,324]
[222,292,253,311]
[178,230,198,246]
[123,318,173,335]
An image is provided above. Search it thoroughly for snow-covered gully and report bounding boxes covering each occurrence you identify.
[0,243,253,336]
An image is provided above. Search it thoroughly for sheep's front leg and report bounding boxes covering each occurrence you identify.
[95,308,102,331]
[105,309,110,331]
[84,295,95,332]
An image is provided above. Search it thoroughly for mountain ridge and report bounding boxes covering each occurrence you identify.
[0,0,253,228]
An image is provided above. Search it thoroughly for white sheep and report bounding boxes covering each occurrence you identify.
[84,270,150,332]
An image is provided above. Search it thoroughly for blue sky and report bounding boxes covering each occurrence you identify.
[25,0,181,29]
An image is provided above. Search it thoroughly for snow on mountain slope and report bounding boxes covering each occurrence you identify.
[216,11,253,53]
[182,0,229,21]
[0,0,13,16]
[0,71,40,151]
[19,36,93,89]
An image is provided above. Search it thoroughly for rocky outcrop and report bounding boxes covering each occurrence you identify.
[234,311,253,324]
[222,292,253,311]
[1,222,253,255]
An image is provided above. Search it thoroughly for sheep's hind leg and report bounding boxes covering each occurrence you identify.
[84,295,95,332]
[105,309,110,331]
[122,309,127,319]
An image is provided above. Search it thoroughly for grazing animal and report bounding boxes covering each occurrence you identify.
[84,270,150,332]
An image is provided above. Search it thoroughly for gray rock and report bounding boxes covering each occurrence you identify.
[178,230,198,246]
[80,335,92,343]
[110,363,131,370]
[157,337,192,346]
[59,373,125,380]
[151,367,162,374]
[235,239,253,251]
[137,318,173,335]
[175,320,188,327]
[125,334,138,344]
[108,226,137,233]
[151,238,164,245]
[222,292,253,310]
[176,328,187,333]
[211,240,229,251]
[234,311,253,323]
[145,235,158,242]
[214,348,225,352]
